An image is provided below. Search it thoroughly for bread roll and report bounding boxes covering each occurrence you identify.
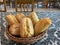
[16,13,25,23]
[35,18,51,36]
[9,24,20,36]
[5,14,19,26]
[28,12,39,26]
[20,17,34,37]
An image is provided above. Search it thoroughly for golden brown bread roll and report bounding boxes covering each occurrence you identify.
[9,24,20,36]
[20,17,34,37]
[5,14,19,26]
[35,18,51,36]
[16,13,25,23]
[28,12,39,26]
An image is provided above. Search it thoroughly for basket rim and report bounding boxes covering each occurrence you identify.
[5,26,47,44]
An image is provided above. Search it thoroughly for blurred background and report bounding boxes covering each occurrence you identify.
[3,0,60,8]
[0,0,60,12]
[0,0,60,45]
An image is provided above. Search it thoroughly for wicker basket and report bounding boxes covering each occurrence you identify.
[5,26,47,44]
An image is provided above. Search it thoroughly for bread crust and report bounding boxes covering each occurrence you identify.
[35,18,51,36]
[5,14,19,26]
[20,17,34,37]
[9,24,20,36]
[28,12,39,26]
[16,13,25,23]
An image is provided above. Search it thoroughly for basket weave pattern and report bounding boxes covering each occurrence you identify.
[6,26,46,44]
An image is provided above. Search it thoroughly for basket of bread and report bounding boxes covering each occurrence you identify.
[5,12,51,44]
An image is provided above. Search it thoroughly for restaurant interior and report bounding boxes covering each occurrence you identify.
[0,0,60,12]
[0,0,60,45]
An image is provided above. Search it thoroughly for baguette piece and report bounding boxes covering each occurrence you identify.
[20,17,34,37]
[35,18,51,36]
[9,24,20,36]
[28,12,39,26]
[5,14,19,26]
[16,13,25,23]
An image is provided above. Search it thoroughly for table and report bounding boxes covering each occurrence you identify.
[1,11,60,45]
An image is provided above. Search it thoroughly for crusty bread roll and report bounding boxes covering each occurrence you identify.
[20,17,34,37]
[9,24,20,36]
[16,13,25,23]
[35,18,51,36]
[5,14,19,26]
[28,12,39,26]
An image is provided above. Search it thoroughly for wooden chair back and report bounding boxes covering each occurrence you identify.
[15,0,34,12]
[0,0,6,12]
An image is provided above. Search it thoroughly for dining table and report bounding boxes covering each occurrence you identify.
[0,11,60,45]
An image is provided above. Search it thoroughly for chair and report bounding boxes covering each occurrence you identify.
[42,0,49,8]
[34,0,38,8]
[0,0,6,12]
[15,0,34,12]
